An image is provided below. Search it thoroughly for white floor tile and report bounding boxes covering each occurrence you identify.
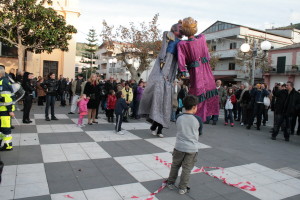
[41,144,67,163]
[121,122,151,130]
[80,142,111,159]
[2,165,17,175]
[0,173,16,186]
[145,137,211,152]
[19,133,40,146]
[226,165,257,176]
[244,185,285,200]
[36,125,53,133]
[85,130,140,142]
[84,187,122,200]
[122,163,150,173]
[71,118,109,124]
[264,182,300,198]
[242,163,274,173]
[243,174,277,186]
[114,183,151,200]
[17,163,45,174]
[281,178,300,190]
[14,182,49,199]
[131,170,162,182]
[16,172,47,185]
[114,156,140,165]
[51,191,88,200]
[0,185,15,200]
[263,170,294,181]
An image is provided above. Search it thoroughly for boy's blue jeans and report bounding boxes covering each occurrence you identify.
[167,149,198,190]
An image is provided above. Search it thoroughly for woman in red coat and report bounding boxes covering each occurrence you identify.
[224,88,237,127]
[106,90,117,123]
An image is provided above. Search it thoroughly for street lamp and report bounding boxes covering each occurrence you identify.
[108,58,117,77]
[240,40,271,85]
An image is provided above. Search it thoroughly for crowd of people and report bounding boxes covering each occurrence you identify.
[206,80,300,142]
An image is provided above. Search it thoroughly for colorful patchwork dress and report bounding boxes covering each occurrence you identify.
[177,34,219,120]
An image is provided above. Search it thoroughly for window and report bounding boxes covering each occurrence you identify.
[211,45,216,51]
[229,63,235,70]
[0,42,18,57]
[230,42,237,49]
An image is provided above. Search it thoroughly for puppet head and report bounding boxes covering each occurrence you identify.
[170,20,183,39]
[181,17,198,37]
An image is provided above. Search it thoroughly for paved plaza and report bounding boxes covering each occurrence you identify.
[0,104,300,200]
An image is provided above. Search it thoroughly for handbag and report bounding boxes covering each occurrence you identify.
[225,99,233,110]
[263,97,270,107]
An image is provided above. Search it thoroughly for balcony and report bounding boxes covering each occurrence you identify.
[213,70,239,76]
[211,49,237,59]
[108,68,126,73]
[264,65,300,75]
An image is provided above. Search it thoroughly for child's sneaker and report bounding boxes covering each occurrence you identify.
[178,188,187,195]
[77,124,83,127]
[240,122,244,126]
[117,131,124,135]
[157,133,164,138]
[224,122,228,126]
[151,130,157,136]
[167,184,175,190]
[230,123,234,127]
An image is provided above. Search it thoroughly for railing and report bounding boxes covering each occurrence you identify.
[264,65,300,74]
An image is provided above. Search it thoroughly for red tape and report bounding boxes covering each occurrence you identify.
[64,195,75,199]
[131,155,256,200]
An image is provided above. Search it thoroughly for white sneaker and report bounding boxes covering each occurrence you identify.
[158,134,164,138]
[117,131,124,135]
[151,130,157,136]
[77,124,83,127]
[178,188,187,195]
[167,184,175,190]
[240,122,244,126]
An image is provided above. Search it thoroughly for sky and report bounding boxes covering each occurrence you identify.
[76,0,300,43]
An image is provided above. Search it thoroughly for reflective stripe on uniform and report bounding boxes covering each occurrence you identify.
[0,116,11,128]
[3,134,12,143]
[0,91,12,95]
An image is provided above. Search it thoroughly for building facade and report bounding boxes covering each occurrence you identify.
[95,42,153,81]
[0,0,80,79]
[202,21,300,85]
[264,43,300,90]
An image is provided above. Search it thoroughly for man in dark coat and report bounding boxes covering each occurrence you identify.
[272,81,300,141]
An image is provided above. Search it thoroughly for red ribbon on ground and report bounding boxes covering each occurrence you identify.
[131,155,256,199]
[63,195,75,199]
[131,180,167,200]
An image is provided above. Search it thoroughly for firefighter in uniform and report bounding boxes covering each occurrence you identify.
[0,66,15,151]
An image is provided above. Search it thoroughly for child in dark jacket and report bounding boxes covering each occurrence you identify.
[107,90,117,123]
[115,91,128,135]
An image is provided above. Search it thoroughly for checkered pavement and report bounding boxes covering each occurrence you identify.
[0,107,300,200]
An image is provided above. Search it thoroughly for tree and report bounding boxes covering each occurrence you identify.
[209,49,220,71]
[100,14,162,81]
[235,38,269,83]
[80,28,98,78]
[0,0,77,71]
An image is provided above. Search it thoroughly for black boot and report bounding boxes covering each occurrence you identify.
[111,117,114,123]
[108,117,111,123]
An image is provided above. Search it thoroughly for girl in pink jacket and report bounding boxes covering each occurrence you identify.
[77,94,89,127]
